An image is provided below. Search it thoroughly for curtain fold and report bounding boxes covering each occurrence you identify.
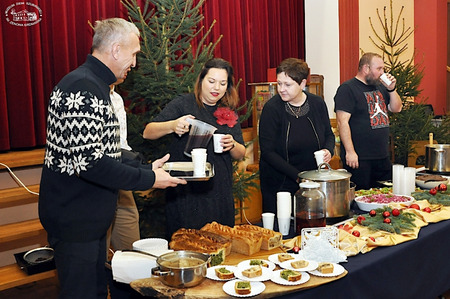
[338,0,359,83]
[0,0,304,151]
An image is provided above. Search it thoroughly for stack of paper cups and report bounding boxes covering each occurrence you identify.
[276,192,292,235]
[392,164,404,195]
[403,167,416,196]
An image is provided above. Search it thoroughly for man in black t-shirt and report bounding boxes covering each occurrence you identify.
[334,53,402,190]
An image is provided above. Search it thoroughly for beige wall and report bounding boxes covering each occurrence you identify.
[359,0,415,60]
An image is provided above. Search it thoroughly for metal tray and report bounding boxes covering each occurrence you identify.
[162,162,214,181]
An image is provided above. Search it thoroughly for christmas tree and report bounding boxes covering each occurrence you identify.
[122,0,222,160]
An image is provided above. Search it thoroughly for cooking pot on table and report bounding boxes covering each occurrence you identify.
[298,163,352,221]
[151,250,210,288]
[426,144,450,174]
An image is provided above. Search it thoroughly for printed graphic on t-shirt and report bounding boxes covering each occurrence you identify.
[364,90,389,129]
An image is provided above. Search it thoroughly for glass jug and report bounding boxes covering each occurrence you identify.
[294,181,326,235]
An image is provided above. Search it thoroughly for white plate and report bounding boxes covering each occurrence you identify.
[206,265,237,281]
[237,259,276,271]
[309,263,345,277]
[279,259,318,272]
[222,280,265,297]
[270,270,310,286]
[267,253,297,266]
[234,266,273,282]
[415,177,448,189]
[354,195,415,212]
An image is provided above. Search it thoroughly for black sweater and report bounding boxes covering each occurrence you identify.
[39,55,155,242]
[259,93,335,213]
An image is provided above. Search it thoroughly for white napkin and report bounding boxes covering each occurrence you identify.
[111,249,172,283]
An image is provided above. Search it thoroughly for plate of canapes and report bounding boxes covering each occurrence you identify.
[234,265,273,282]
[206,265,237,281]
[279,258,318,272]
[222,280,265,297]
[308,262,345,277]
[270,269,310,286]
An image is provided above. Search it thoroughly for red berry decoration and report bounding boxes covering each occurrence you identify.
[293,246,300,253]
[352,230,360,237]
[422,207,431,213]
[409,204,420,210]
[429,188,437,196]
[369,210,377,217]
[382,211,390,218]
[383,218,391,224]
[369,236,375,242]
[392,208,400,217]
[357,215,366,224]
[438,183,447,191]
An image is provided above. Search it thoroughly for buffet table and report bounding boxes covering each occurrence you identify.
[128,217,450,298]
[278,218,450,299]
[130,248,347,298]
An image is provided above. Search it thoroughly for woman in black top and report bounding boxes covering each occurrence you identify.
[259,58,335,214]
[143,58,246,237]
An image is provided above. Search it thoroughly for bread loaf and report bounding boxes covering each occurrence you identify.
[242,266,262,278]
[236,224,282,250]
[201,222,262,256]
[169,228,232,266]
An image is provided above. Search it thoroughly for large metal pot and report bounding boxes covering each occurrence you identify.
[151,251,210,288]
[298,163,352,220]
[425,144,450,174]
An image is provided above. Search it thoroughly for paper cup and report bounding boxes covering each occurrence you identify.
[380,73,392,86]
[277,192,292,218]
[314,150,324,167]
[213,134,224,153]
[278,217,290,235]
[261,212,275,230]
[191,149,207,176]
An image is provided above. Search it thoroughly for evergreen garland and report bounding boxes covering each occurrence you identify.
[411,190,450,206]
[354,207,417,234]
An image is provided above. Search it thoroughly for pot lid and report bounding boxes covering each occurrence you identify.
[298,163,352,181]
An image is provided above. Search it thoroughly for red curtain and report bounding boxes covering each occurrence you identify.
[338,0,359,83]
[0,0,304,151]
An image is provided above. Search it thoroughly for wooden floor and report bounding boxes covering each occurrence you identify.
[0,276,449,299]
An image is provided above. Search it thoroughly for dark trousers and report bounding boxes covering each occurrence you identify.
[343,157,392,190]
[49,234,108,299]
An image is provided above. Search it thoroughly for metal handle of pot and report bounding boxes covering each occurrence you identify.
[151,266,170,277]
[317,162,332,172]
[121,249,159,259]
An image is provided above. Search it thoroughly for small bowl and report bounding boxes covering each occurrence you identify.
[354,195,414,212]
[133,238,168,253]
[415,178,448,189]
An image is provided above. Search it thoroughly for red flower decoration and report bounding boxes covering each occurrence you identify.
[213,107,238,127]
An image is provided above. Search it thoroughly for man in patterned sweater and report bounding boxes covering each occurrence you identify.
[38,18,186,298]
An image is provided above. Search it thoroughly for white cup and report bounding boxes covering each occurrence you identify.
[191,148,207,176]
[213,134,225,153]
[261,212,275,230]
[278,217,290,235]
[380,73,392,86]
[276,192,292,218]
[314,150,325,167]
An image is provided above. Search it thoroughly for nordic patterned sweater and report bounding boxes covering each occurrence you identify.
[39,55,155,242]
